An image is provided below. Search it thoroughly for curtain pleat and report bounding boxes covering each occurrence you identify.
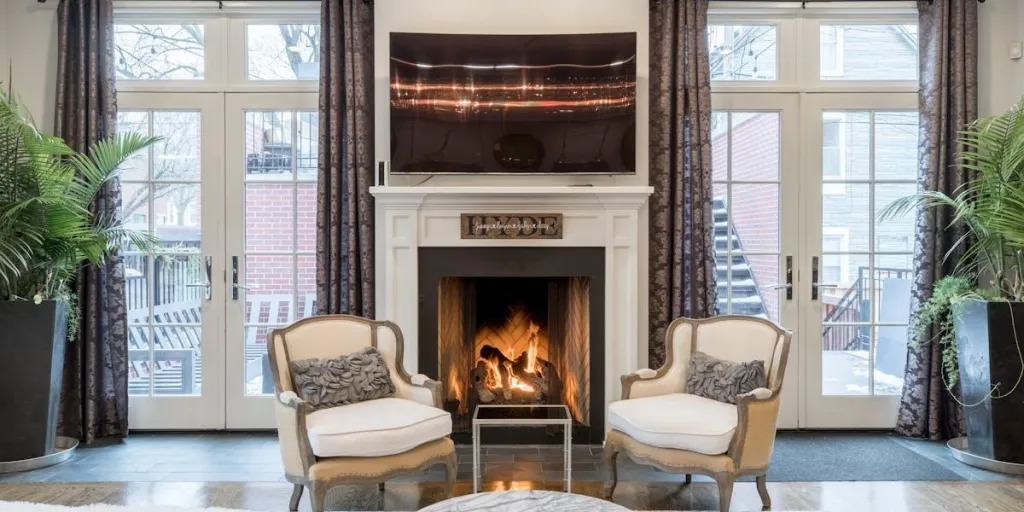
[647,0,718,368]
[54,0,129,443]
[896,0,978,440]
[316,0,376,317]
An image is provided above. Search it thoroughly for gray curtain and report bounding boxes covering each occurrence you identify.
[897,0,978,440]
[316,0,375,317]
[54,0,129,442]
[647,0,717,368]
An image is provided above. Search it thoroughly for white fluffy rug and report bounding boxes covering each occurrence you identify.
[0,504,256,512]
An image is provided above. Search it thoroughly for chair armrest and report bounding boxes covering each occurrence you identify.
[275,392,316,478]
[621,366,682,400]
[395,373,443,408]
[727,391,782,471]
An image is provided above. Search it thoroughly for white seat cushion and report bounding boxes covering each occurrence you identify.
[305,397,452,457]
[607,393,737,455]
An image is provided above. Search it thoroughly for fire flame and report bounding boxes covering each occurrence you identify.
[504,361,535,392]
[482,357,503,389]
[524,324,543,377]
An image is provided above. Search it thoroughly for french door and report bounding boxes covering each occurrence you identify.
[711,94,800,429]
[123,91,317,430]
[801,93,919,427]
[122,93,226,429]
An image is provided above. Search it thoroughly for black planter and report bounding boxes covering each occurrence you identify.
[954,300,1024,464]
[0,300,68,462]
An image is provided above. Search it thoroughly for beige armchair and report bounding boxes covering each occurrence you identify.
[268,315,457,512]
[604,316,792,512]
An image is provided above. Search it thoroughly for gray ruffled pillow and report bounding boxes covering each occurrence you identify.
[685,350,766,405]
[289,347,396,410]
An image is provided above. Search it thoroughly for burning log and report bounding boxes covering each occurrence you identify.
[474,344,555,404]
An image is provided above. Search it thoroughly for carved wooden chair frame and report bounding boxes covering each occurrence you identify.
[605,315,792,512]
[268,314,457,512]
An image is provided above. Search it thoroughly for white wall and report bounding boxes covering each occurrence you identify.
[979,0,1024,116]
[4,0,58,132]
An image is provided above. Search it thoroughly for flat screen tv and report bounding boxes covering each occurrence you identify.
[389,32,637,175]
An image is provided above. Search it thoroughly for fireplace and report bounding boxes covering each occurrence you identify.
[419,247,604,444]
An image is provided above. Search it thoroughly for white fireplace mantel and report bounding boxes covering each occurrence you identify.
[371,185,653,413]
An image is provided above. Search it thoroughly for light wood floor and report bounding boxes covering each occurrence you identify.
[0,480,1022,511]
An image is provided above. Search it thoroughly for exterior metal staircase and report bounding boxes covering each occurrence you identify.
[713,196,769,318]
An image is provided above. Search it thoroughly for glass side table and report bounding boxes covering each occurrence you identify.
[471,404,573,493]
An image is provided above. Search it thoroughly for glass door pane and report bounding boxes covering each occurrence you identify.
[226,94,318,428]
[804,95,918,427]
[711,111,783,322]
[121,94,225,429]
[711,93,800,429]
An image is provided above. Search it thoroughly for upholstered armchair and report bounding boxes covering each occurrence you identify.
[268,315,457,512]
[604,316,792,512]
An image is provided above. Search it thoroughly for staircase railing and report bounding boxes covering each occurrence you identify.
[822,266,912,351]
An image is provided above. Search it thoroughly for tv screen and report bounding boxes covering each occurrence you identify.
[389,32,637,175]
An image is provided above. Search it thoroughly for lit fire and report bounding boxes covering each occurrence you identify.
[477,319,545,395]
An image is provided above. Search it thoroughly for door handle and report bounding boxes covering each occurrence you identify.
[185,256,212,300]
[231,256,258,300]
[810,256,839,300]
[765,256,794,299]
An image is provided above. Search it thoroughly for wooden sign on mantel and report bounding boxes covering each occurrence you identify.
[460,213,563,240]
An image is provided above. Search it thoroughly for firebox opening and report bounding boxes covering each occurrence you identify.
[472,278,551,406]
[437,276,591,437]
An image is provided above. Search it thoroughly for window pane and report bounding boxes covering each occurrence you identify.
[247,24,321,80]
[246,111,295,178]
[153,112,201,181]
[823,111,871,181]
[874,112,920,180]
[117,112,150,181]
[708,25,777,80]
[820,24,917,81]
[115,24,204,80]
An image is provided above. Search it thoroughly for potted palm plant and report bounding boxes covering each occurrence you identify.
[880,97,1024,465]
[0,89,157,462]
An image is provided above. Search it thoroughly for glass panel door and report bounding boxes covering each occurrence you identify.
[121,93,225,429]
[711,93,800,428]
[225,93,318,428]
[802,93,918,427]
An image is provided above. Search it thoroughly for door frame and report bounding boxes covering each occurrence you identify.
[799,92,918,428]
[711,92,801,429]
[122,92,227,430]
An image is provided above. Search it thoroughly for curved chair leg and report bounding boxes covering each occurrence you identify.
[756,474,771,509]
[444,450,457,498]
[288,484,304,511]
[714,473,736,512]
[603,444,620,499]
[310,481,327,512]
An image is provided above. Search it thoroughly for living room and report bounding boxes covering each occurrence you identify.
[0,0,1022,511]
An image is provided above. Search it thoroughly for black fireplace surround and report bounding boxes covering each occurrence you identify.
[418,247,605,444]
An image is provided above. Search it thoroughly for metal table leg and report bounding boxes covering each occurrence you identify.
[473,423,480,493]
[564,422,572,492]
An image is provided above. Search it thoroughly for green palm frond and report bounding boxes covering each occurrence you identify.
[879,95,1024,300]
